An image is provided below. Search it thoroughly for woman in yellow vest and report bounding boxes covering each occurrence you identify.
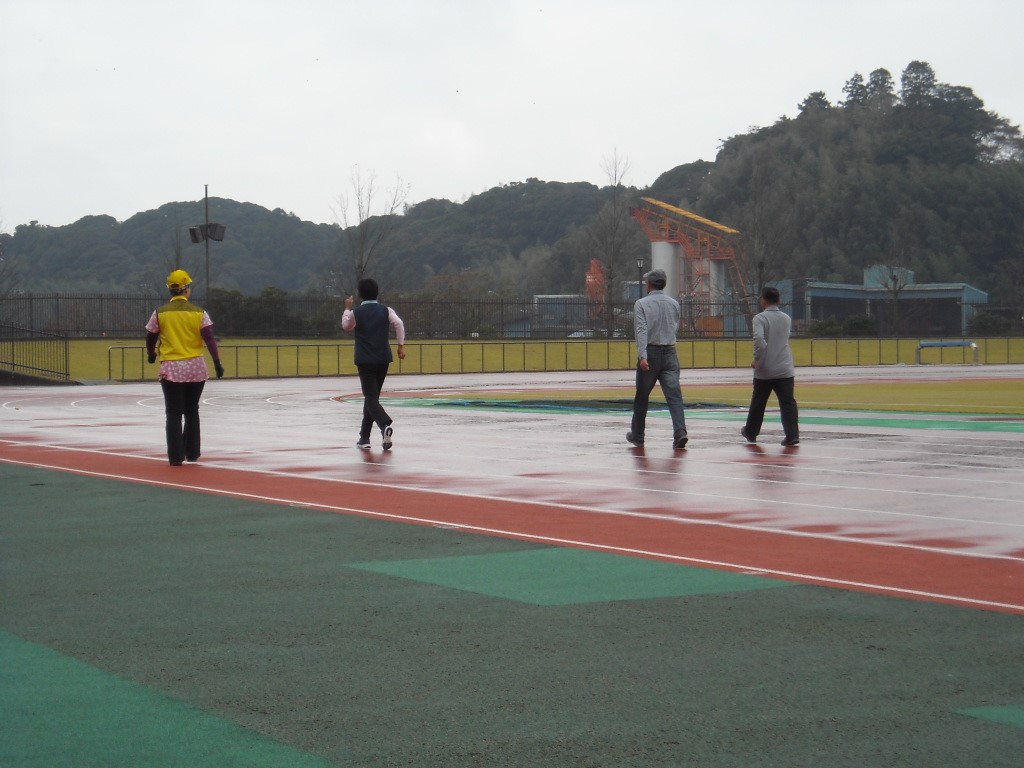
[145,270,224,465]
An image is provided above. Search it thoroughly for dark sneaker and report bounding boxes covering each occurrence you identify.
[356,438,371,449]
[673,435,688,450]
[382,425,393,451]
[626,431,644,446]
[741,427,756,443]
[781,437,800,446]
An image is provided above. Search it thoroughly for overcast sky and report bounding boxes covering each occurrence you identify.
[2,0,1022,230]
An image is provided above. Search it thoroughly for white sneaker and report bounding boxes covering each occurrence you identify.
[382,425,393,451]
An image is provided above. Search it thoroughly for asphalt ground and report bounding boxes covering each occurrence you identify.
[2,366,1023,767]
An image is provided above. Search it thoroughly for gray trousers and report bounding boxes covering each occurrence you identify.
[630,345,687,440]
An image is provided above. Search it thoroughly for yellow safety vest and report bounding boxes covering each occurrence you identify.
[156,297,206,361]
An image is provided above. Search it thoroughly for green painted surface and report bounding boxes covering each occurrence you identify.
[4,461,1024,767]
[957,705,1024,730]
[0,631,339,768]
[391,398,1024,432]
[348,548,789,605]
[707,412,1024,432]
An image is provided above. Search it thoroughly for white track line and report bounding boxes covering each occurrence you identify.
[2,454,1020,615]
[2,448,1023,564]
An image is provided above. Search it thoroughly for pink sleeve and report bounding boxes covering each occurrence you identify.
[389,307,405,344]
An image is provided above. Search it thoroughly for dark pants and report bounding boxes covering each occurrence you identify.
[744,376,799,442]
[357,363,392,439]
[631,345,687,440]
[160,379,205,464]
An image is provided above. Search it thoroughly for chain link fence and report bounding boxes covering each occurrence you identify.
[3,293,1020,340]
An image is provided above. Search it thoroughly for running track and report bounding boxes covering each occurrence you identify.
[2,366,1022,615]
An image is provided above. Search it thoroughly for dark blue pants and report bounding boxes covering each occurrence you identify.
[160,379,205,464]
[744,376,799,442]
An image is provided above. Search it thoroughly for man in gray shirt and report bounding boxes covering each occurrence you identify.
[742,285,800,446]
[627,269,688,450]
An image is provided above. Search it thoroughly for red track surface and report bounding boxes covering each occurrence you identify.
[3,369,1023,615]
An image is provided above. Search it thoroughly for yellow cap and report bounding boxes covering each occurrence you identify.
[167,269,193,289]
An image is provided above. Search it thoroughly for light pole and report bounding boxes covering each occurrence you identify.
[189,185,226,304]
[204,186,210,300]
[636,257,645,299]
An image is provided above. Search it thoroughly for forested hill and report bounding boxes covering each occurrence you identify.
[1,182,611,297]
[3,60,1023,307]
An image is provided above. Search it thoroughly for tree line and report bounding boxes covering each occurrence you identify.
[2,61,1022,319]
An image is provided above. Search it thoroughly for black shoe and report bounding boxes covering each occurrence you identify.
[170,460,183,466]
[673,435,688,450]
[356,437,371,449]
[626,431,644,446]
[781,437,800,446]
[382,425,393,451]
[741,427,756,443]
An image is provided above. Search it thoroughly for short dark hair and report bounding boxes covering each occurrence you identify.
[761,286,781,304]
[357,278,379,301]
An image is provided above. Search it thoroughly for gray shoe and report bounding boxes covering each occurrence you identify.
[673,434,688,450]
[626,431,644,446]
[781,436,800,446]
[382,425,393,451]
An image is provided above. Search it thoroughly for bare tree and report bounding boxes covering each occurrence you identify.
[581,150,646,334]
[159,226,193,281]
[331,166,409,295]
[878,263,912,336]
[877,213,923,335]
[729,153,796,318]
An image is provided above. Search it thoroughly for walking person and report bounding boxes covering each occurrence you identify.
[627,269,688,450]
[341,278,406,450]
[742,285,800,446]
[145,269,224,466]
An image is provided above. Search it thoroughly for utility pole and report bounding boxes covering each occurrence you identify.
[204,184,210,303]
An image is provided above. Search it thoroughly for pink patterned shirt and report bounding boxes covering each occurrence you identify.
[146,310,214,383]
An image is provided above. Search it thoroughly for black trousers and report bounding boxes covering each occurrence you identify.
[356,363,392,439]
[744,376,799,442]
[160,379,205,464]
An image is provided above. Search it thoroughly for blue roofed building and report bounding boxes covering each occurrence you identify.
[775,266,988,336]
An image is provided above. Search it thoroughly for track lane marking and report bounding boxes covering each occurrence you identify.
[3,452,1021,615]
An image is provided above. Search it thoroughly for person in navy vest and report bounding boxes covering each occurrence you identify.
[341,278,406,450]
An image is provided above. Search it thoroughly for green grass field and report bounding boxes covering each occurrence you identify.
[447,381,1024,416]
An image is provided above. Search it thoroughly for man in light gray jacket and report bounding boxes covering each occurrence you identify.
[741,286,800,446]
[627,269,688,450]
